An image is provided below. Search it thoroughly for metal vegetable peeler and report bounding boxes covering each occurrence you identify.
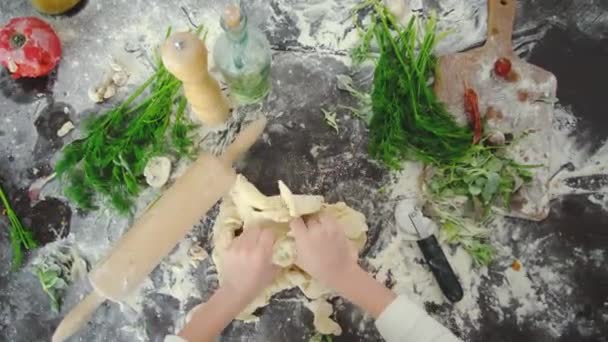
[395,200,464,303]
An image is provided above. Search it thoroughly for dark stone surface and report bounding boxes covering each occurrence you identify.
[0,68,57,104]
[529,26,608,152]
[473,195,608,342]
[470,17,608,342]
[33,102,75,160]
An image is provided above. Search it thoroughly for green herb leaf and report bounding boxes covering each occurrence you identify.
[36,268,62,312]
[486,157,503,173]
[463,240,494,266]
[474,177,486,187]
[322,109,340,134]
[468,183,482,196]
[0,183,38,270]
[482,172,501,204]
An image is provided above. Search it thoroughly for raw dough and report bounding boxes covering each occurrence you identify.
[212,175,368,327]
[57,121,75,137]
[307,299,343,335]
[144,156,172,188]
[88,61,130,103]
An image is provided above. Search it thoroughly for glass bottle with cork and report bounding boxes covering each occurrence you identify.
[213,1,272,105]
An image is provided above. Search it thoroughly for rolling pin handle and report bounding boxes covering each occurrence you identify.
[221,117,268,165]
[52,292,105,342]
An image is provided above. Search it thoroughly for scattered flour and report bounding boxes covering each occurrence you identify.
[279,0,362,51]
[154,240,203,304]
[120,239,205,337]
[588,193,608,212]
[365,95,607,338]
[549,106,608,198]
[368,164,487,336]
[497,267,547,324]
[267,0,491,56]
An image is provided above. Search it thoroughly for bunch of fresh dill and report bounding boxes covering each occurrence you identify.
[0,182,37,270]
[55,30,199,214]
[366,4,472,168]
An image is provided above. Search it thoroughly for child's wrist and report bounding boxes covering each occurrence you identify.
[214,286,251,315]
[333,265,397,318]
[330,262,365,294]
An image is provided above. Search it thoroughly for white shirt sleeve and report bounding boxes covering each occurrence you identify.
[375,295,462,342]
[166,295,460,342]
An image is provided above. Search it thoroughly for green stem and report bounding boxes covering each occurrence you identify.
[10,33,26,49]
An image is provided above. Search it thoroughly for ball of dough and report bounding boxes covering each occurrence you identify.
[211,175,369,324]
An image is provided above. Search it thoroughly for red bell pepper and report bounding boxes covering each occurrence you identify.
[464,87,482,144]
[0,17,62,79]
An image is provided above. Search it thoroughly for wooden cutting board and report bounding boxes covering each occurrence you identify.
[434,0,557,221]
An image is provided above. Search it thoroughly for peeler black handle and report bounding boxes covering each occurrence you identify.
[417,235,464,303]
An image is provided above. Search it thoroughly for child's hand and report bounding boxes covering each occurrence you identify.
[179,227,279,341]
[290,214,359,291]
[221,226,278,304]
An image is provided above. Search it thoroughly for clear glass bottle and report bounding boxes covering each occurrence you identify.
[213,2,272,105]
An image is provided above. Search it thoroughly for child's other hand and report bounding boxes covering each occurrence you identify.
[290,214,359,291]
[221,226,279,304]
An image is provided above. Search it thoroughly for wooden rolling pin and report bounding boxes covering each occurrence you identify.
[52,118,267,342]
[162,31,231,125]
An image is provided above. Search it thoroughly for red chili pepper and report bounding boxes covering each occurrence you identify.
[494,57,512,78]
[0,17,62,79]
[464,87,482,144]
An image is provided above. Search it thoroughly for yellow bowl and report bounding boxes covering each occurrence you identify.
[31,0,81,15]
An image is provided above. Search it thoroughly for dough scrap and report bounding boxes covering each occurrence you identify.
[278,180,324,217]
[211,175,368,330]
[307,299,343,336]
[144,156,172,188]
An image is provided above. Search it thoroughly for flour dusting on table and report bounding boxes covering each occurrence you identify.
[364,103,608,338]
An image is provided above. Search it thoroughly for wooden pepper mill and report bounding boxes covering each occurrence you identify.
[161,32,231,125]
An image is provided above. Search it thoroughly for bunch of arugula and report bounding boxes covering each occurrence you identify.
[424,143,537,265]
[428,144,535,218]
[425,198,494,266]
[0,182,37,270]
[32,245,88,312]
[56,29,200,214]
[35,267,64,312]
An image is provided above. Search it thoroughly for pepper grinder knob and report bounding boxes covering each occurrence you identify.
[161,32,230,125]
